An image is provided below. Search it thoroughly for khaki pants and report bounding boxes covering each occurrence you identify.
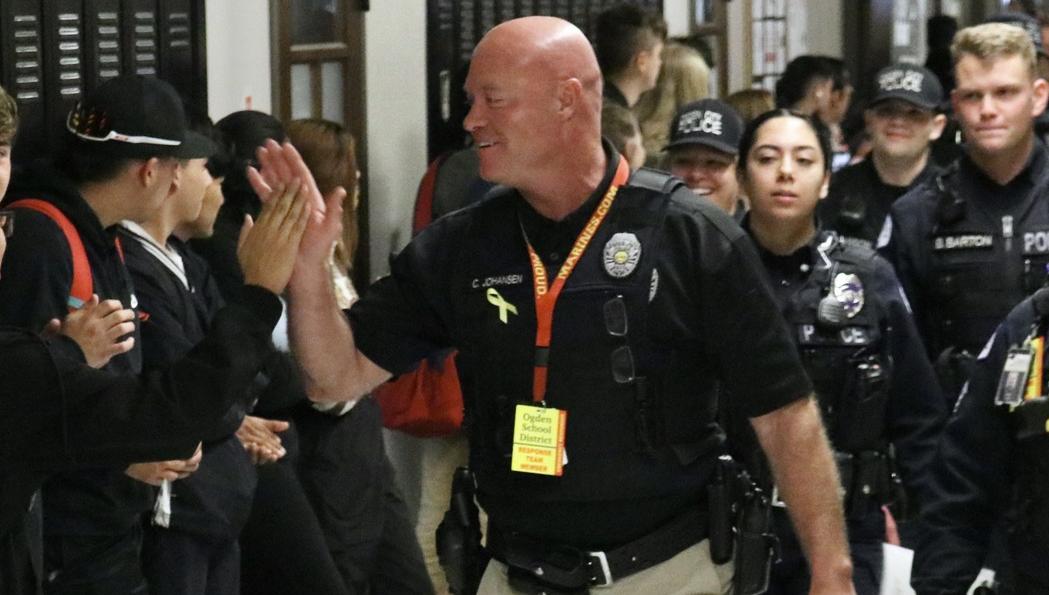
[477,539,734,595]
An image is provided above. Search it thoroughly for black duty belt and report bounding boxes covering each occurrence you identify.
[488,506,708,590]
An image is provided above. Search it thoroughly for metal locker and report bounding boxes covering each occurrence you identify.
[123,0,159,76]
[2,1,46,163]
[85,0,123,87]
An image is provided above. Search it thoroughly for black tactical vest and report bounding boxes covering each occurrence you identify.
[927,166,1049,356]
[780,233,891,453]
[449,171,723,507]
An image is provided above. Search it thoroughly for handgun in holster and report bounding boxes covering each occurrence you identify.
[436,467,488,595]
[733,485,776,595]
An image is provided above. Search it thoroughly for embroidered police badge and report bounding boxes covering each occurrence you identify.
[603,232,641,278]
[832,272,864,318]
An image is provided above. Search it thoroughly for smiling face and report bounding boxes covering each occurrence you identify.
[952,52,1047,159]
[866,99,946,162]
[668,144,739,213]
[741,115,830,229]
[463,38,563,188]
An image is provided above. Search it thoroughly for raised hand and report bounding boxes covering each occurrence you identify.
[237,176,312,295]
[246,140,346,273]
[47,295,136,368]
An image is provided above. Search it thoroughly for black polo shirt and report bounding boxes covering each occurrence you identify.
[349,149,812,543]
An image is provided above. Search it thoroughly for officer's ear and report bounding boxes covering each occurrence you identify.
[1031,77,1049,119]
[556,78,584,120]
[818,171,830,200]
[928,113,948,142]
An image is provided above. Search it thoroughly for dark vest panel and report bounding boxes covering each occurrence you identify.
[450,182,721,508]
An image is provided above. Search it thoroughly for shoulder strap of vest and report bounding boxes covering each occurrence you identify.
[933,161,965,227]
[826,231,877,269]
[8,199,94,310]
[627,167,686,195]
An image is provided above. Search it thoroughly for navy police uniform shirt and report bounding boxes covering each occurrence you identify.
[880,143,1049,362]
[911,294,1046,594]
[347,146,813,544]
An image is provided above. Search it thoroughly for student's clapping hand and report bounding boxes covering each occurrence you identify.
[42,295,136,368]
[236,415,289,465]
[237,176,312,295]
[125,444,203,486]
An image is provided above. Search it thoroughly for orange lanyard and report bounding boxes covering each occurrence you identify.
[523,157,630,403]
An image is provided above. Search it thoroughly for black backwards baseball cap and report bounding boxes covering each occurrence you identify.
[985,12,1048,57]
[65,74,216,159]
[664,98,743,155]
[869,64,944,111]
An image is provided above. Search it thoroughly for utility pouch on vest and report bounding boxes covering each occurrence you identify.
[733,487,775,595]
[835,354,889,451]
[436,467,487,595]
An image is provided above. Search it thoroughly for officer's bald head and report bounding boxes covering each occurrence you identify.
[473,17,603,120]
[464,17,605,191]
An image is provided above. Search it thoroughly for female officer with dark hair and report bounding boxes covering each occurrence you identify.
[725,109,946,595]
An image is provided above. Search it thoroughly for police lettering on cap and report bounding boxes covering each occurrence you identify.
[869,64,943,111]
[65,74,216,159]
[664,99,743,155]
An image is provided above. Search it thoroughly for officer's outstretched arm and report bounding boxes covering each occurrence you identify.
[751,396,856,595]
[249,139,392,402]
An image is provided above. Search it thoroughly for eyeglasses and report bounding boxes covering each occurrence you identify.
[0,210,14,238]
[605,295,636,384]
[65,109,181,146]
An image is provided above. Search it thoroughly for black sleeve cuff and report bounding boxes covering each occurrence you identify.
[235,285,283,330]
[46,334,87,365]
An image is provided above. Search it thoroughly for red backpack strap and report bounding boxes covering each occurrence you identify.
[8,199,94,311]
[411,153,450,236]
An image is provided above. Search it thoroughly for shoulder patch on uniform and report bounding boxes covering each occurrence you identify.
[875,216,892,249]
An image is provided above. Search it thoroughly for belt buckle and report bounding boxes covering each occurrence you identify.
[770,485,787,508]
[587,550,614,587]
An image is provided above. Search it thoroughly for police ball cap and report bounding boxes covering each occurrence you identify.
[664,98,743,155]
[869,64,943,111]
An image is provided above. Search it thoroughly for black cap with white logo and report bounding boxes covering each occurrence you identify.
[65,74,216,159]
[664,99,743,155]
[870,64,944,111]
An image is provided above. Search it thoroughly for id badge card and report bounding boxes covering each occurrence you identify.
[996,347,1033,406]
[510,404,567,476]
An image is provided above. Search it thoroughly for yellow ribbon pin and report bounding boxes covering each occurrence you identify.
[486,288,518,323]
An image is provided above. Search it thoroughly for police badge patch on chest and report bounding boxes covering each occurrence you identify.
[832,272,864,318]
[603,232,642,278]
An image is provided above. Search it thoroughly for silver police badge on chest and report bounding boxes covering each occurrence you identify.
[603,232,642,278]
[832,272,864,318]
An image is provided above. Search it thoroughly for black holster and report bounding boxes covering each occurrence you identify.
[733,486,776,595]
[436,467,487,595]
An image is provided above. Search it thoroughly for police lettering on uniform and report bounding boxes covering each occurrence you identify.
[260,17,858,595]
[881,24,1049,406]
[730,109,945,595]
[820,63,946,250]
